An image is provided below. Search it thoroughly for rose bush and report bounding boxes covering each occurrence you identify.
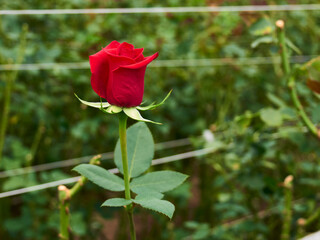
[89,41,159,107]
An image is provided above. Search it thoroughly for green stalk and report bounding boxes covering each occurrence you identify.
[297,206,320,238]
[280,175,293,240]
[26,122,45,167]
[59,188,70,240]
[118,112,136,240]
[0,62,13,165]
[58,155,100,240]
[276,20,318,137]
[304,207,320,228]
[296,218,306,239]
[118,113,131,200]
[0,24,28,165]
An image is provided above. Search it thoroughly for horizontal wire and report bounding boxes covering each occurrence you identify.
[1,124,307,178]
[0,56,316,71]
[1,4,320,15]
[0,147,214,198]
[0,138,191,178]
[0,126,310,198]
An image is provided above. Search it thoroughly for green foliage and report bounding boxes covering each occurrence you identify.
[133,198,175,219]
[135,189,164,200]
[115,122,154,178]
[101,198,132,207]
[251,36,275,48]
[130,170,188,193]
[1,0,320,239]
[185,221,211,240]
[249,17,274,36]
[73,164,125,191]
[260,108,283,127]
[75,121,186,222]
[70,212,87,236]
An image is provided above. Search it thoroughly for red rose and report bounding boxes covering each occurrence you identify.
[89,41,159,107]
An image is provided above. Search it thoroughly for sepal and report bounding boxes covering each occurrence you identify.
[105,105,123,114]
[123,108,161,125]
[74,93,110,108]
[137,90,172,111]
[75,90,172,124]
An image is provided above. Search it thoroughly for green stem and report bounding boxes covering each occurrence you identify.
[280,176,293,240]
[118,113,131,200]
[0,24,28,166]
[59,188,70,240]
[297,221,306,239]
[297,205,320,238]
[0,65,13,166]
[304,207,320,227]
[26,122,45,167]
[118,112,136,240]
[297,208,320,239]
[276,21,318,137]
[128,210,136,240]
[58,155,100,240]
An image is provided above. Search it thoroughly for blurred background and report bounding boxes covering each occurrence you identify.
[1,0,320,239]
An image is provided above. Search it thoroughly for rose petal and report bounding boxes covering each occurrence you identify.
[89,50,110,99]
[124,52,159,69]
[105,48,117,55]
[134,53,145,62]
[105,40,121,50]
[133,48,144,59]
[104,50,136,71]
[117,42,135,58]
[108,65,148,107]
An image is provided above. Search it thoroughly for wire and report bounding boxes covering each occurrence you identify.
[0,56,316,71]
[0,124,308,178]
[1,4,320,15]
[0,147,214,198]
[0,138,191,178]
[0,125,310,198]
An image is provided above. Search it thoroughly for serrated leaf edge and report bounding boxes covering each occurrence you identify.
[133,198,175,219]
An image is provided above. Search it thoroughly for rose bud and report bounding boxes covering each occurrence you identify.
[89,41,159,107]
